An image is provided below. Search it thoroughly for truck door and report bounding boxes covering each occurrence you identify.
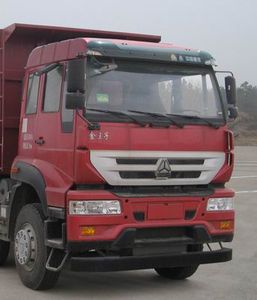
[19,72,41,159]
[35,64,75,179]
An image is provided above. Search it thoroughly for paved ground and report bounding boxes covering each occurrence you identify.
[1,146,257,300]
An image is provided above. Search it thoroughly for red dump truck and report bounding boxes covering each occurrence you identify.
[0,23,237,290]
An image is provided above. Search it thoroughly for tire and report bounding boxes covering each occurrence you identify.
[155,245,202,280]
[14,203,60,290]
[155,265,199,280]
[0,240,10,266]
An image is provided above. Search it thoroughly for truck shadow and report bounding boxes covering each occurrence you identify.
[51,268,202,298]
[6,252,203,297]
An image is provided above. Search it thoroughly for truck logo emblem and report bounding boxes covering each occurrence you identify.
[155,158,171,179]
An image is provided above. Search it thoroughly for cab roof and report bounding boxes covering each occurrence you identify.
[2,23,212,69]
[27,37,214,68]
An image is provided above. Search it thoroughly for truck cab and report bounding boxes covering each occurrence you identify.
[0,24,237,290]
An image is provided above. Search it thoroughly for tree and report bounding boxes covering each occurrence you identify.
[237,82,257,114]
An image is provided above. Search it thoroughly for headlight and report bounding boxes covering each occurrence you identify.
[207,197,234,211]
[69,200,121,215]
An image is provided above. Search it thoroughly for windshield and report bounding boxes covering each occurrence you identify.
[85,57,223,121]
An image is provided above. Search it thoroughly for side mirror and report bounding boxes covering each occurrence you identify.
[225,76,237,105]
[65,93,85,110]
[65,59,86,110]
[228,105,238,120]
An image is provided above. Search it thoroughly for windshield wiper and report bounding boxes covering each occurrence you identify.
[88,57,118,78]
[88,64,118,78]
[167,113,220,129]
[128,110,184,128]
[86,108,147,127]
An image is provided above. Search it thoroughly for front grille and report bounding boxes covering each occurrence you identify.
[135,227,187,240]
[116,158,204,165]
[168,159,204,165]
[119,171,201,179]
[120,171,156,179]
[90,150,225,186]
[116,158,157,165]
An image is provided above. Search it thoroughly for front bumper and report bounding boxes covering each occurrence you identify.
[70,247,232,272]
[67,225,233,253]
[66,225,233,272]
[64,188,234,272]
[66,188,235,243]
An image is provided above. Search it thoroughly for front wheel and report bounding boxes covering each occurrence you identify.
[155,265,199,280]
[0,240,10,265]
[14,203,60,290]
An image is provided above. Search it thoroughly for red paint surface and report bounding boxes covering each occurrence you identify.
[148,203,184,220]
[66,188,234,242]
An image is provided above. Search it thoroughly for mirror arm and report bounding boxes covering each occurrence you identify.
[227,105,238,120]
[215,70,234,77]
[76,109,101,131]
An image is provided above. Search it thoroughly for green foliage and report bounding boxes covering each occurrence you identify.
[233,82,257,145]
[237,82,257,114]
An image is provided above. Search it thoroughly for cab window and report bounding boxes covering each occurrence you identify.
[26,74,40,114]
[61,76,74,133]
[43,66,63,112]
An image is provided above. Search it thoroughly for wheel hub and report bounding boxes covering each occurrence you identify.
[15,224,36,269]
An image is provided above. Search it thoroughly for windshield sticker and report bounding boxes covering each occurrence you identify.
[96,93,109,103]
[185,56,201,63]
[178,55,184,62]
[170,54,178,62]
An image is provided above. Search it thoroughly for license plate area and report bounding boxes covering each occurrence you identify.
[147,203,184,220]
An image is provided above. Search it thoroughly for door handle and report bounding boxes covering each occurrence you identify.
[35,137,45,145]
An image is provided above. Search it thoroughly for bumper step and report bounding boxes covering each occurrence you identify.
[70,247,232,272]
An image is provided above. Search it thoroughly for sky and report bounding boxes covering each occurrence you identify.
[1,0,256,85]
